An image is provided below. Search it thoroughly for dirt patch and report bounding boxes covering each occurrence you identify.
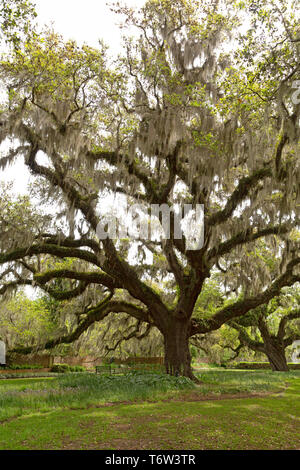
[114,423,132,431]
[58,436,171,450]
[78,420,96,429]
[85,389,285,409]
[165,391,271,402]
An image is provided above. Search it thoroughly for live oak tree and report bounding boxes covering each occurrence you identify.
[229,285,300,371]
[191,238,300,369]
[0,0,299,380]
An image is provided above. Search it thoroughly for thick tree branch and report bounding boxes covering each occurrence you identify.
[105,322,152,354]
[190,259,300,335]
[9,299,151,354]
[278,308,300,340]
[0,243,101,267]
[206,167,272,228]
[33,269,120,291]
[207,222,293,262]
[229,321,265,353]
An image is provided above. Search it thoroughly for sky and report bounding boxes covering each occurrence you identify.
[34,0,142,50]
[0,0,144,193]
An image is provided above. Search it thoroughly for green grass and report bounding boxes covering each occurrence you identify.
[0,371,299,450]
[0,372,59,379]
[0,372,194,422]
[196,369,300,394]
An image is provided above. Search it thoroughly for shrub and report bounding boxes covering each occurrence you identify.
[0,364,44,370]
[50,364,70,373]
[69,365,86,372]
[50,364,86,373]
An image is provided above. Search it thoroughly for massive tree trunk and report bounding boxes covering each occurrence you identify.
[163,319,199,382]
[264,341,289,372]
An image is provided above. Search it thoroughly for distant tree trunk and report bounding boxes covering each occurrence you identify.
[264,341,289,371]
[258,317,289,371]
[163,319,200,382]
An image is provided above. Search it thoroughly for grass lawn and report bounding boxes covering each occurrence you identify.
[0,370,299,450]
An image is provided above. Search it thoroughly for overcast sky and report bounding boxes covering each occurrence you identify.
[34,0,143,50]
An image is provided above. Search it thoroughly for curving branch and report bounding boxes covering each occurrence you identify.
[190,259,300,335]
[207,222,293,262]
[9,299,151,355]
[278,308,300,341]
[45,281,90,301]
[228,321,265,353]
[88,149,160,203]
[33,269,120,291]
[206,166,272,228]
[0,243,101,268]
[0,279,33,295]
[104,322,152,354]
[38,234,101,254]
[0,275,89,301]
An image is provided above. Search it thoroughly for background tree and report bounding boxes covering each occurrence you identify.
[228,285,300,371]
[0,290,59,350]
[0,0,299,380]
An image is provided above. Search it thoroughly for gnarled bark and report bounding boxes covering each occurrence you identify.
[264,340,289,371]
[163,319,200,382]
